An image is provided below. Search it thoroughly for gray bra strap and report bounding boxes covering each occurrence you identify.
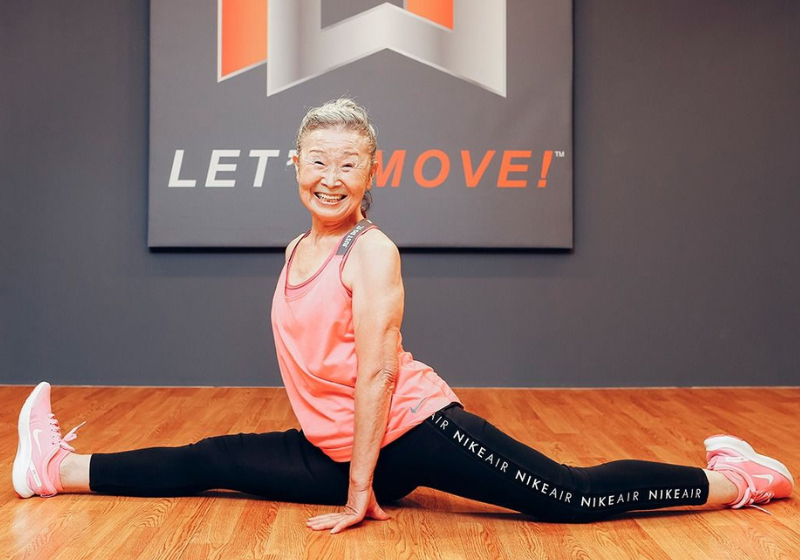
[336,219,374,256]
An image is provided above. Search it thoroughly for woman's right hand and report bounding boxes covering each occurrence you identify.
[306,484,390,534]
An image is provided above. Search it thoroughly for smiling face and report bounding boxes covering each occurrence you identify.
[294,126,376,229]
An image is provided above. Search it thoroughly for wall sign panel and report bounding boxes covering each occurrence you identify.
[149,0,573,248]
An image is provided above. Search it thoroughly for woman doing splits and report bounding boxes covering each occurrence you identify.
[13,99,793,533]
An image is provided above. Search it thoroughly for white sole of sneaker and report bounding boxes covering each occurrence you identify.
[704,434,794,489]
[12,382,49,498]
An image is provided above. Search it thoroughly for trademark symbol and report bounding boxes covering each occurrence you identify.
[555,151,565,158]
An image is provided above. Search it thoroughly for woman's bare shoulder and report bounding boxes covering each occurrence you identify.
[342,227,401,291]
[353,228,399,262]
[350,228,401,283]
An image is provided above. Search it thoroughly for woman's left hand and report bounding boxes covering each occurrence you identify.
[306,486,390,534]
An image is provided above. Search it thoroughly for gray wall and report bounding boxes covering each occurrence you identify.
[2,1,798,387]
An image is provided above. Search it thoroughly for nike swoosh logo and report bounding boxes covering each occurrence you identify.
[753,474,774,485]
[410,396,429,414]
[32,429,44,456]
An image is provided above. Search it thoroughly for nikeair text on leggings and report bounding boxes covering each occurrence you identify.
[428,410,703,510]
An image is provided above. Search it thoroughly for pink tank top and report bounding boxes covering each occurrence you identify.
[271,220,461,462]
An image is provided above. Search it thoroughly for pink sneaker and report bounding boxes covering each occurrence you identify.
[705,434,794,510]
[12,382,83,498]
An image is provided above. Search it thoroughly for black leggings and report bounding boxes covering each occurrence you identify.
[89,404,708,522]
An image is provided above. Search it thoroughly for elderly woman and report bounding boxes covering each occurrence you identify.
[13,99,792,533]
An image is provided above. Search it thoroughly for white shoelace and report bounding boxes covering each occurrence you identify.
[48,413,85,452]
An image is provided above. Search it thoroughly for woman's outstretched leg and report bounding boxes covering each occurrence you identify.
[386,404,793,522]
[86,431,352,502]
[13,382,350,504]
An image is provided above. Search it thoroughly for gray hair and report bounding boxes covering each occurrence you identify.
[295,98,377,216]
[295,98,378,163]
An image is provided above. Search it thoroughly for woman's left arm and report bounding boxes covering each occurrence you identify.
[306,232,403,534]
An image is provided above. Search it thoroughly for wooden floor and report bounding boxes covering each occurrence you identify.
[1,386,798,560]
